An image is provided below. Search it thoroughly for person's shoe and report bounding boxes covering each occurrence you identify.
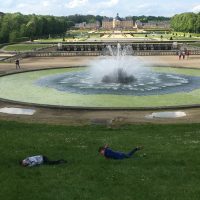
[137,146,144,151]
[140,153,146,157]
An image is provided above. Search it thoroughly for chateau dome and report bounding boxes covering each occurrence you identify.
[115,13,121,21]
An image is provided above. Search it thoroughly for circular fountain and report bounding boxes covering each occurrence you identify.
[1,44,200,108]
[35,44,200,96]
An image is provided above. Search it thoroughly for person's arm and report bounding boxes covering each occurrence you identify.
[26,158,38,167]
[104,144,109,148]
[28,160,37,167]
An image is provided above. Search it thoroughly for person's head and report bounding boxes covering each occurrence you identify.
[98,146,105,156]
[19,159,28,167]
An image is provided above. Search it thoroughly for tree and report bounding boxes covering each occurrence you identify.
[196,13,200,33]
[9,30,20,42]
[26,16,38,40]
[0,12,75,43]
[171,12,199,33]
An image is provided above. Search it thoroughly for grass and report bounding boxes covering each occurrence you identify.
[35,37,88,42]
[0,120,200,200]
[34,38,64,42]
[29,31,200,43]
[132,33,200,41]
[3,44,52,51]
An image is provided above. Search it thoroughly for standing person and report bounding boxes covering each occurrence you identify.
[182,51,186,60]
[98,144,143,160]
[19,155,67,167]
[178,51,182,60]
[15,59,20,69]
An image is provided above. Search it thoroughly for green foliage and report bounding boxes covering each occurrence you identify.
[67,14,104,24]
[1,121,200,200]
[132,15,170,23]
[171,12,200,33]
[0,13,73,43]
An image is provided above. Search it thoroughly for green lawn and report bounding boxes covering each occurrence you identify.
[32,32,200,42]
[0,120,200,200]
[131,33,200,41]
[35,38,64,42]
[35,37,87,42]
[3,44,52,51]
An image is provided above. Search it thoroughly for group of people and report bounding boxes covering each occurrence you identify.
[178,50,190,60]
[20,145,143,167]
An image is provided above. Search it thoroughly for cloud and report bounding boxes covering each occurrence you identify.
[64,0,119,16]
[96,0,119,8]
[192,5,200,13]
[0,0,200,17]
[65,0,89,8]
[65,0,119,11]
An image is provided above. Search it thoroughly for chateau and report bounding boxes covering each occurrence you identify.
[74,14,170,30]
[75,21,100,29]
[135,20,170,29]
[102,14,135,30]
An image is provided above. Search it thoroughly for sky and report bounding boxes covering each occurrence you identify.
[0,0,200,17]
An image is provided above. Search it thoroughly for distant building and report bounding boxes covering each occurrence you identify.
[135,20,170,29]
[135,20,143,29]
[74,14,171,31]
[102,13,135,30]
[75,22,86,29]
[75,21,100,30]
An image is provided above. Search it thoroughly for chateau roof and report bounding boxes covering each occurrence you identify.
[102,17,113,22]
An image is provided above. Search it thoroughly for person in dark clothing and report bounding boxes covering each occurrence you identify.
[98,145,143,160]
[178,51,182,60]
[15,59,20,69]
[19,155,67,167]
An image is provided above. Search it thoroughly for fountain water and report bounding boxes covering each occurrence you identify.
[35,43,200,97]
[89,43,150,84]
[101,43,136,84]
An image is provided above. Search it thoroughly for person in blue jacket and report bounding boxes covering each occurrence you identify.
[98,144,143,159]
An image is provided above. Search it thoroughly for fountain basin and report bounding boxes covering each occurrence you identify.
[1,67,200,109]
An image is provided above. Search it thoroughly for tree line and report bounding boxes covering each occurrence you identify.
[131,15,170,23]
[0,13,75,43]
[67,14,104,24]
[171,12,200,33]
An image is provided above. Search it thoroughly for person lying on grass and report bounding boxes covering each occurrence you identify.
[98,145,143,160]
[19,155,67,167]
